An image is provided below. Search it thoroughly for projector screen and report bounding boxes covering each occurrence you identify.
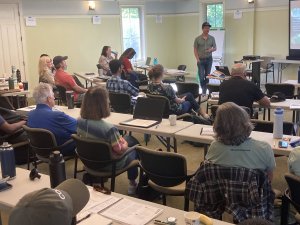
[289,0,300,57]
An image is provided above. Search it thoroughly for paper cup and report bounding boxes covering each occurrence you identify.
[184,211,201,225]
[169,114,177,126]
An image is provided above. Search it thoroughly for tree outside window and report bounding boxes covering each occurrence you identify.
[121,7,142,61]
[206,3,223,29]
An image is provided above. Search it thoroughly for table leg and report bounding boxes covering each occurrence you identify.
[173,138,177,153]
[166,137,170,152]
[0,211,9,225]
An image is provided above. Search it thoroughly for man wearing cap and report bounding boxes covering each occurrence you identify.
[194,22,216,95]
[9,178,90,225]
[218,63,270,116]
[53,56,87,102]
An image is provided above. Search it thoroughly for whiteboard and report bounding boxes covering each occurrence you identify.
[210,30,225,61]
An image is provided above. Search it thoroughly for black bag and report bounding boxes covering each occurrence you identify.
[183,115,212,125]
[136,173,160,201]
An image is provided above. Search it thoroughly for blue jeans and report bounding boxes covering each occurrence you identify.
[177,92,200,115]
[197,56,213,94]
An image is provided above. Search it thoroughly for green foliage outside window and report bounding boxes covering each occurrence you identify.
[206,3,223,29]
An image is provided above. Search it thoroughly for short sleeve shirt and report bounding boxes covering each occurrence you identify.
[206,138,276,172]
[55,69,79,100]
[122,58,133,73]
[194,34,216,59]
[288,147,300,177]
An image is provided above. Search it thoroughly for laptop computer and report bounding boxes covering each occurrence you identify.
[215,66,231,76]
[119,97,165,128]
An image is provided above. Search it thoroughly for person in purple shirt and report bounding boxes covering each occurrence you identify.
[27,83,76,155]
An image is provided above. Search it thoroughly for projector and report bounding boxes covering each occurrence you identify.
[243,55,260,60]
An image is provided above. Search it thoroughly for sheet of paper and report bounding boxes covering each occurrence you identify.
[123,119,157,127]
[200,127,214,136]
[79,214,112,225]
[290,104,300,109]
[77,188,122,221]
[101,198,163,225]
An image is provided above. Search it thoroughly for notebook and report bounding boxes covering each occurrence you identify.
[120,97,165,128]
[215,66,231,76]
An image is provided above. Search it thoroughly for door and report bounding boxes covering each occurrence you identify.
[0,4,25,79]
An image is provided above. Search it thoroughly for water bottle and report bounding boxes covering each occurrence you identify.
[273,108,284,139]
[16,69,21,83]
[0,142,16,180]
[11,66,17,89]
[298,66,300,83]
[66,91,74,109]
[8,77,14,90]
[49,151,66,188]
[153,58,158,65]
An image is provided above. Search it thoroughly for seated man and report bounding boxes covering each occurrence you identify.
[106,59,139,105]
[219,63,270,116]
[28,83,77,156]
[53,55,87,102]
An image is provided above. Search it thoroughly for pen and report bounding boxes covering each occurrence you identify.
[200,127,203,135]
[76,214,91,224]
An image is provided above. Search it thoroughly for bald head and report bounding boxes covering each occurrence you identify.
[231,63,246,77]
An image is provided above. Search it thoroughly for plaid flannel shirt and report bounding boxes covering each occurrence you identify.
[186,161,274,223]
[106,76,139,105]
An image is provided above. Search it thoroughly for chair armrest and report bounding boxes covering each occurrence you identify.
[177,113,192,120]
[12,140,29,148]
[56,139,74,150]
[114,144,140,162]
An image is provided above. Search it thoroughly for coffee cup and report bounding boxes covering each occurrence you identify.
[184,211,201,225]
[169,114,177,126]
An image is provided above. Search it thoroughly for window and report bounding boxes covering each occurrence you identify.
[206,3,224,29]
[121,7,144,61]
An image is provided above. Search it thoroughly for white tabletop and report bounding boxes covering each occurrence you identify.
[74,72,107,86]
[0,167,233,225]
[175,124,297,156]
[271,59,300,64]
[1,90,30,97]
[207,98,300,111]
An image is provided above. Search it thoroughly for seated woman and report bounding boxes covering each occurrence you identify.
[98,46,117,76]
[147,64,208,118]
[206,102,276,181]
[119,48,147,88]
[38,54,55,86]
[77,86,139,195]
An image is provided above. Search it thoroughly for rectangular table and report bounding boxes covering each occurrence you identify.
[16,105,193,152]
[74,72,107,88]
[271,59,300,83]
[0,167,233,225]
[175,124,297,157]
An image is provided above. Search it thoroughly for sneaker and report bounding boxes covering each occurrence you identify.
[128,183,137,195]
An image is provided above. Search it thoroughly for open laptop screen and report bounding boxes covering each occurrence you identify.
[133,97,165,121]
[145,57,151,66]
[215,66,231,76]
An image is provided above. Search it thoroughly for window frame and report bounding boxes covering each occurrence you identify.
[205,2,224,29]
[119,4,145,62]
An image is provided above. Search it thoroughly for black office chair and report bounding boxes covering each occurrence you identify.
[264,83,296,121]
[251,119,295,136]
[211,105,251,121]
[72,134,139,191]
[108,92,133,114]
[261,56,275,83]
[281,173,300,225]
[162,64,187,83]
[136,146,195,210]
[56,85,81,107]
[175,82,202,104]
[206,84,220,113]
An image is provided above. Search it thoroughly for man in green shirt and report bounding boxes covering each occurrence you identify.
[194,22,216,95]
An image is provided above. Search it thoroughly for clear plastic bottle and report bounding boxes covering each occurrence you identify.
[273,108,284,139]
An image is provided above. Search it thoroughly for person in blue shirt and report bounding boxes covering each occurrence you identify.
[28,83,76,156]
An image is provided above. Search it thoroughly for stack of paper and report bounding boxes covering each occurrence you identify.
[200,127,215,136]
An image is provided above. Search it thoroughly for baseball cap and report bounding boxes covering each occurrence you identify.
[202,22,211,29]
[53,55,68,67]
[9,179,90,225]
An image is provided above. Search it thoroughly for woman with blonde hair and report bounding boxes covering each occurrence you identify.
[38,55,55,86]
[205,102,275,180]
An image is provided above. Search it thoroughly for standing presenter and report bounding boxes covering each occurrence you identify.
[194,22,216,95]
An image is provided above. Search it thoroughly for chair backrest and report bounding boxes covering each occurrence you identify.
[265,83,295,99]
[136,146,187,187]
[146,94,171,118]
[108,92,132,114]
[71,134,113,170]
[22,125,57,158]
[56,85,67,105]
[211,105,251,120]
[0,96,15,110]
[177,65,187,71]
[251,119,295,135]
[175,82,200,100]
[260,56,275,69]
[72,75,85,88]
[251,61,261,85]
[206,84,220,95]
[285,173,300,209]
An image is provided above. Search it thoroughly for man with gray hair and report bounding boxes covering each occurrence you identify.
[27,83,76,155]
[219,63,270,116]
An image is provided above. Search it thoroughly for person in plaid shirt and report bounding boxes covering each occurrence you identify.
[106,59,139,105]
[186,102,275,223]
